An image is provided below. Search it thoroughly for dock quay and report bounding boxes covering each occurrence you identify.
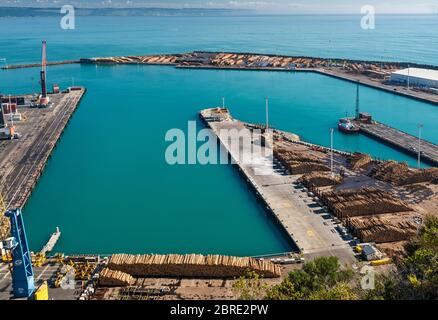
[40,227,61,255]
[356,121,438,166]
[0,88,86,239]
[199,108,357,265]
[4,51,438,105]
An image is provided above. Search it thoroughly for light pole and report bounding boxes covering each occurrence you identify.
[265,97,269,132]
[330,128,334,176]
[222,97,225,108]
[417,123,423,169]
[407,66,410,90]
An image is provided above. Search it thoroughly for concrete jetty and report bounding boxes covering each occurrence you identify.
[40,227,61,255]
[199,108,356,265]
[0,88,86,240]
[357,122,438,166]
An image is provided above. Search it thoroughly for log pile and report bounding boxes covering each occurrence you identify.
[369,161,438,186]
[107,254,281,278]
[347,215,417,243]
[347,153,373,170]
[99,268,135,287]
[274,148,330,174]
[297,172,343,188]
[90,55,178,65]
[319,188,412,218]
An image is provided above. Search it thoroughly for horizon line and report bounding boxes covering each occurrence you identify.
[0,6,437,15]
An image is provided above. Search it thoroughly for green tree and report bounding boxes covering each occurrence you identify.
[233,269,268,300]
[266,256,354,300]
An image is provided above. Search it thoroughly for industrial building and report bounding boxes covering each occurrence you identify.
[391,67,438,89]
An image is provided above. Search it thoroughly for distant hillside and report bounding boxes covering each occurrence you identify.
[0,7,252,17]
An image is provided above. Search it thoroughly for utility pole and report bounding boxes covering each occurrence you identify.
[417,123,423,169]
[8,95,14,127]
[330,128,334,176]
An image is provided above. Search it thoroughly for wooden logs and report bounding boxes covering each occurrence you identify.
[107,254,281,278]
[99,268,135,287]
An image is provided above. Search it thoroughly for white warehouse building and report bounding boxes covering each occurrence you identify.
[391,68,438,89]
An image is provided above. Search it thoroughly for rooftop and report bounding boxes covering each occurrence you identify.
[392,68,438,81]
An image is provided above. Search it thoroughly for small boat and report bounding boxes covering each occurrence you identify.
[338,118,360,133]
[338,84,361,134]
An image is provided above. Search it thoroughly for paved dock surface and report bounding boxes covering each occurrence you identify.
[0,262,78,300]
[358,122,438,166]
[0,89,85,239]
[200,109,356,265]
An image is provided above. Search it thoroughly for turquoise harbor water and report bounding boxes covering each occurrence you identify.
[0,15,437,255]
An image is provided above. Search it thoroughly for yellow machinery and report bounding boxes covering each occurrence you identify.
[34,281,49,300]
[31,253,47,267]
[65,259,95,281]
[1,252,12,263]
[370,258,392,266]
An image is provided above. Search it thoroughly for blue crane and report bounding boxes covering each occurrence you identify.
[4,208,35,298]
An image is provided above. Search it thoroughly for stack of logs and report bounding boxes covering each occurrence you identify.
[346,215,417,243]
[347,153,373,170]
[107,254,281,279]
[274,148,330,174]
[297,172,343,188]
[369,161,438,186]
[319,188,412,218]
[88,55,179,65]
[100,268,135,287]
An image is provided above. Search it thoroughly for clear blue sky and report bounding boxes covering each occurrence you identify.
[0,0,437,14]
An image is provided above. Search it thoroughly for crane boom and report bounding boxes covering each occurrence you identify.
[40,40,47,98]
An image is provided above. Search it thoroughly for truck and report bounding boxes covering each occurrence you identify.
[0,127,16,140]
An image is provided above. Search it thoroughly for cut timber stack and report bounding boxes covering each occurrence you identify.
[274,148,330,174]
[320,188,412,218]
[347,215,417,243]
[107,254,281,278]
[347,153,373,170]
[369,161,438,186]
[297,172,342,188]
[100,268,135,287]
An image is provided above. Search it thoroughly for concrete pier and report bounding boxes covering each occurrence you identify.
[200,108,356,265]
[357,121,438,166]
[0,88,86,239]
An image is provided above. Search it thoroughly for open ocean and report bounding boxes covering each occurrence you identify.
[0,14,437,255]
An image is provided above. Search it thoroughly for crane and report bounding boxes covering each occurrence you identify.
[3,208,35,298]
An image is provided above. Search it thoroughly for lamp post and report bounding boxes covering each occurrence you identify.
[265,97,269,132]
[222,97,225,108]
[417,123,423,169]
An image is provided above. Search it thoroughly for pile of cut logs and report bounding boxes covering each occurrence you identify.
[369,161,438,186]
[99,268,135,287]
[347,215,417,243]
[319,188,412,218]
[107,254,281,278]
